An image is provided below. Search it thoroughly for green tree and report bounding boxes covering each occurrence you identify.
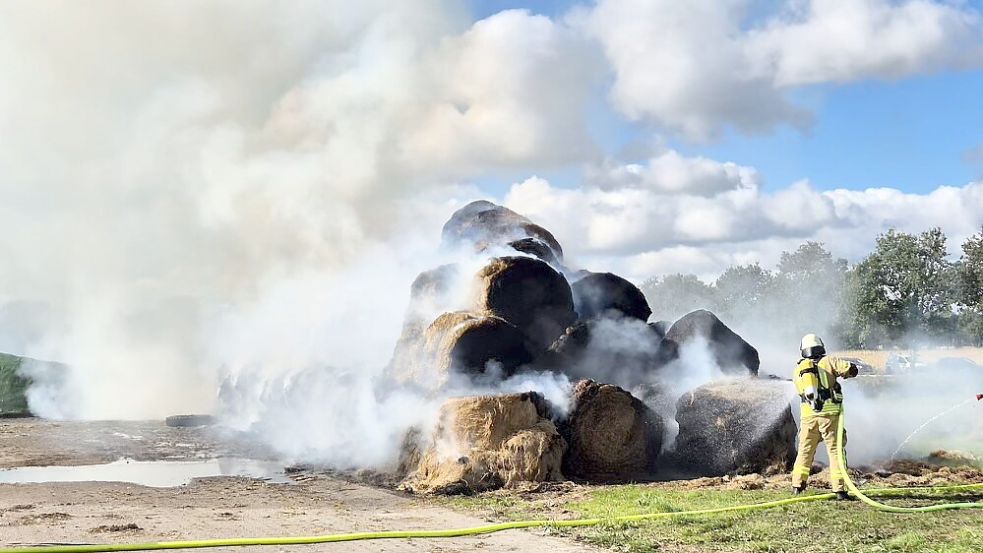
[714,263,774,321]
[848,228,955,347]
[956,227,983,345]
[773,242,850,347]
[640,273,718,322]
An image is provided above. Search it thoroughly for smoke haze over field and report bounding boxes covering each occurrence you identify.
[2,1,983,469]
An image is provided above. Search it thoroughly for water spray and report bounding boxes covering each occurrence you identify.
[889,396,980,460]
[837,398,983,513]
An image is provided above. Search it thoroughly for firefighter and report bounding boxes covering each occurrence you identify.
[791,333,859,500]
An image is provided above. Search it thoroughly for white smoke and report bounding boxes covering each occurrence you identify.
[0,3,591,410]
[0,1,602,470]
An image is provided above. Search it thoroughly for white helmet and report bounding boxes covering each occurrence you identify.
[800,334,826,359]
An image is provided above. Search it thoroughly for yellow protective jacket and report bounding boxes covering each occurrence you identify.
[793,355,857,417]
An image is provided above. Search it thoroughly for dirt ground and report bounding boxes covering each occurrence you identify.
[3,418,980,553]
[0,418,600,553]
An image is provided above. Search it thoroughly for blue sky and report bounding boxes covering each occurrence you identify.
[469,0,983,195]
[689,72,983,193]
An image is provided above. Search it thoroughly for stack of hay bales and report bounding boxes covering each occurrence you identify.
[401,392,566,494]
[389,255,574,389]
[389,201,794,493]
[389,201,577,390]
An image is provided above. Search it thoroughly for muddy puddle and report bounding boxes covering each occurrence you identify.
[0,457,293,487]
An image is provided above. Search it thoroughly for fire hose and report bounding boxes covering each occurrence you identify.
[1,399,981,553]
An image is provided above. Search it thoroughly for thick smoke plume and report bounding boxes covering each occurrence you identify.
[0,1,597,468]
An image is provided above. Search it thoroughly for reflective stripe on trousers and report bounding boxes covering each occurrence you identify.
[792,412,848,492]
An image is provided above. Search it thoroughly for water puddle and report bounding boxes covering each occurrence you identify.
[0,458,293,487]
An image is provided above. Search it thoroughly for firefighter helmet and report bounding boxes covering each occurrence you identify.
[800,334,826,359]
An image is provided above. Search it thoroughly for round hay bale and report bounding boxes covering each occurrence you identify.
[671,378,796,476]
[571,272,651,321]
[434,312,534,384]
[432,312,534,375]
[472,256,576,352]
[442,201,564,262]
[561,379,663,482]
[402,392,566,494]
[389,311,534,389]
[660,310,760,375]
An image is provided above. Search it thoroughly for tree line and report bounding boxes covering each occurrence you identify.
[640,227,983,349]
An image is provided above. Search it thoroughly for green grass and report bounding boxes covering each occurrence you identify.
[0,352,31,416]
[442,486,983,553]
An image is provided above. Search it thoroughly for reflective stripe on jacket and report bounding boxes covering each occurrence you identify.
[793,355,853,417]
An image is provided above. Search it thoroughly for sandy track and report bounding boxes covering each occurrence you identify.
[0,477,600,553]
[0,419,600,553]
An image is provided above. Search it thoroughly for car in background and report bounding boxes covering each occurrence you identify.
[886,352,917,374]
[840,356,877,375]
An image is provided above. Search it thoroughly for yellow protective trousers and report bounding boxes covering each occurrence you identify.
[792,412,848,492]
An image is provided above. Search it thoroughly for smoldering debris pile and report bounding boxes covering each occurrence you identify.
[391,201,792,494]
[400,392,565,494]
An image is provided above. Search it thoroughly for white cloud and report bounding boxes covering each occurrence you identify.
[582,0,983,139]
[748,0,983,86]
[587,150,759,196]
[582,0,809,140]
[405,9,601,172]
[504,158,983,282]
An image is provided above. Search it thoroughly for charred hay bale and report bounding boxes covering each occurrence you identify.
[542,319,666,389]
[442,201,564,262]
[391,311,534,389]
[571,272,652,322]
[402,392,566,494]
[660,310,760,375]
[672,378,796,476]
[561,379,663,482]
[472,256,576,351]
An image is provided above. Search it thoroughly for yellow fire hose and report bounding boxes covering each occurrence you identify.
[1,407,981,553]
[835,407,983,513]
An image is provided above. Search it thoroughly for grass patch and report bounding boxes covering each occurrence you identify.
[443,485,983,553]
